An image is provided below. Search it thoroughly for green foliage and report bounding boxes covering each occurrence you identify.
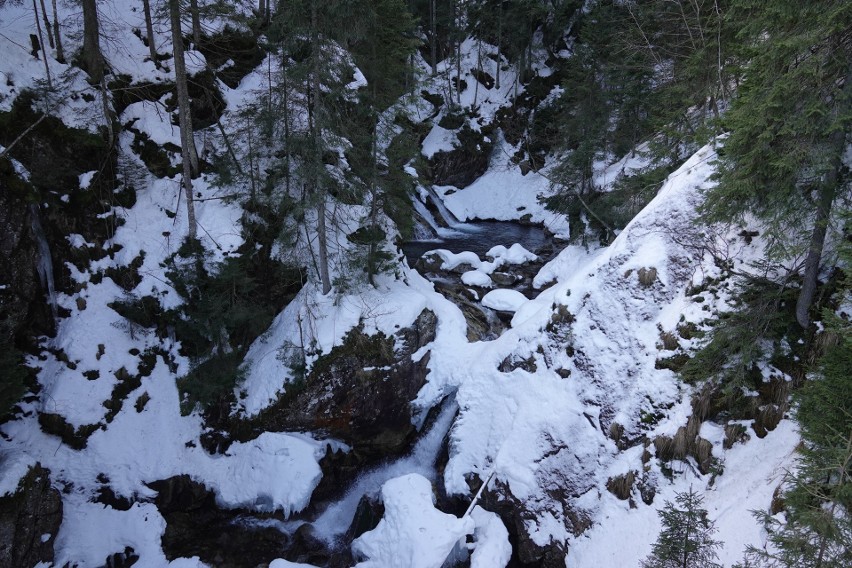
[737,233,852,568]
[643,488,722,568]
[705,0,852,259]
[178,352,246,415]
[680,280,799,391]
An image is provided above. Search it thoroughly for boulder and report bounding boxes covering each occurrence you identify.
[259,310,438,459]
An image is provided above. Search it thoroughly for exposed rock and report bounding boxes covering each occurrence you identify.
[606,471,636,501]
[490,271,520,287]
[480,481,577,567]
[150,475,288,567]
[0,464,62,568]
[498,353,538,373]
[257,310,438,460]
[429,125,492,189]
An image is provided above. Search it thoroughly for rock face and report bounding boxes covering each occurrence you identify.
[0,465,63,568]
[149,475,289,567]
[0,175,51,347]
[259,309,438,459]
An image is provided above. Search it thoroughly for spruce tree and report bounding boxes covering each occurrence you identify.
[705,0,852,328]
[737,220,852,568]
[643,489,722,568]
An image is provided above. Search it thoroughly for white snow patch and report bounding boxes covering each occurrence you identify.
[352,473,474,568]
[481,289,528,313]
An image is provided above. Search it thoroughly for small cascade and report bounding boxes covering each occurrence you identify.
[28,203,57,320]
[309,394,459,543]
[424,186,468,230]
[411,195,442,240]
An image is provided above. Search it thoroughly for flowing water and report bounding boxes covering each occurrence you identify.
[404,190,550,264]
[402,221,549,265]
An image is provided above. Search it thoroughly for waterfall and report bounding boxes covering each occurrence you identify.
[309,394,459,543]
[412,195,442,240]
[424,186,466,230]
[29,203,57,320]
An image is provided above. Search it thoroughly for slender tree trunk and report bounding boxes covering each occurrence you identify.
[310,0,331,295]
[795,174,838,328]
[81,0,104,83]
[317,198,331,295]
[169,0,198,239]
[142,0,158,65]
[189,0,201,45]
[38,0,53,48]
[31,0,52,88]
[496,0,502,89]
[429,0,437,76]
[51,0,64,63]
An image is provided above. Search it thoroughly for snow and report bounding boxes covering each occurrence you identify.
[0,2,808,565]
[469,506,512,568]
[461,270,493,288]
[351,473,474,568]
[421,125,458,159]
[481,289,529,313]
[486,243,537,264]
[437,137,570,238]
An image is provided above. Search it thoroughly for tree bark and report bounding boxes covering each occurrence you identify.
[142,0,158,65]
[310,0,331,295]
[429,0,437,77]
[31,0,52,88]
[51,0,64,63]
[169,0,198,239]
[189,0,201,45]
[38,0,53,48]
[81,0,104,83]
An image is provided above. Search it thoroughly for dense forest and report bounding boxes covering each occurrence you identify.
[0,0,849,567]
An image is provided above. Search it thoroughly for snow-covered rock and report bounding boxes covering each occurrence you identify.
[481,289,529,312]
[352,474,474,568]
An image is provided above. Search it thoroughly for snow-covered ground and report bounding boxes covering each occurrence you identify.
[0,2,799,566]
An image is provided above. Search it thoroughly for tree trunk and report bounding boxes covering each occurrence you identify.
[429,0,437,77]
[795,68,851,328]
[142,0,158,65]
[496,0,502,89]
[38,0,53,48]
[81,0,104,83]
[31,0,52,88]
[310,0,331,295]
[169,0,198,239]
[189,0,201,45]
[795,172,838,329]
[51,0,64,63]
[317,199,331,295]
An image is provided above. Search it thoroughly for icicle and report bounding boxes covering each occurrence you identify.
[29,203,57,320]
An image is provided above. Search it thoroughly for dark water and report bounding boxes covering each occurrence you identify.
[401,221,549,265]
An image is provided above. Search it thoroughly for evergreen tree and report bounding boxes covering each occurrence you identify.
[705,0,852,328]
[737,223,852,568]
[643,488,723,568]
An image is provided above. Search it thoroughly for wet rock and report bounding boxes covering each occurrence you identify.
[606,471,636,501]
[0,464,62,568]
[258,310,438,460]
[150,475,288,567]
[490,271,519,287]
